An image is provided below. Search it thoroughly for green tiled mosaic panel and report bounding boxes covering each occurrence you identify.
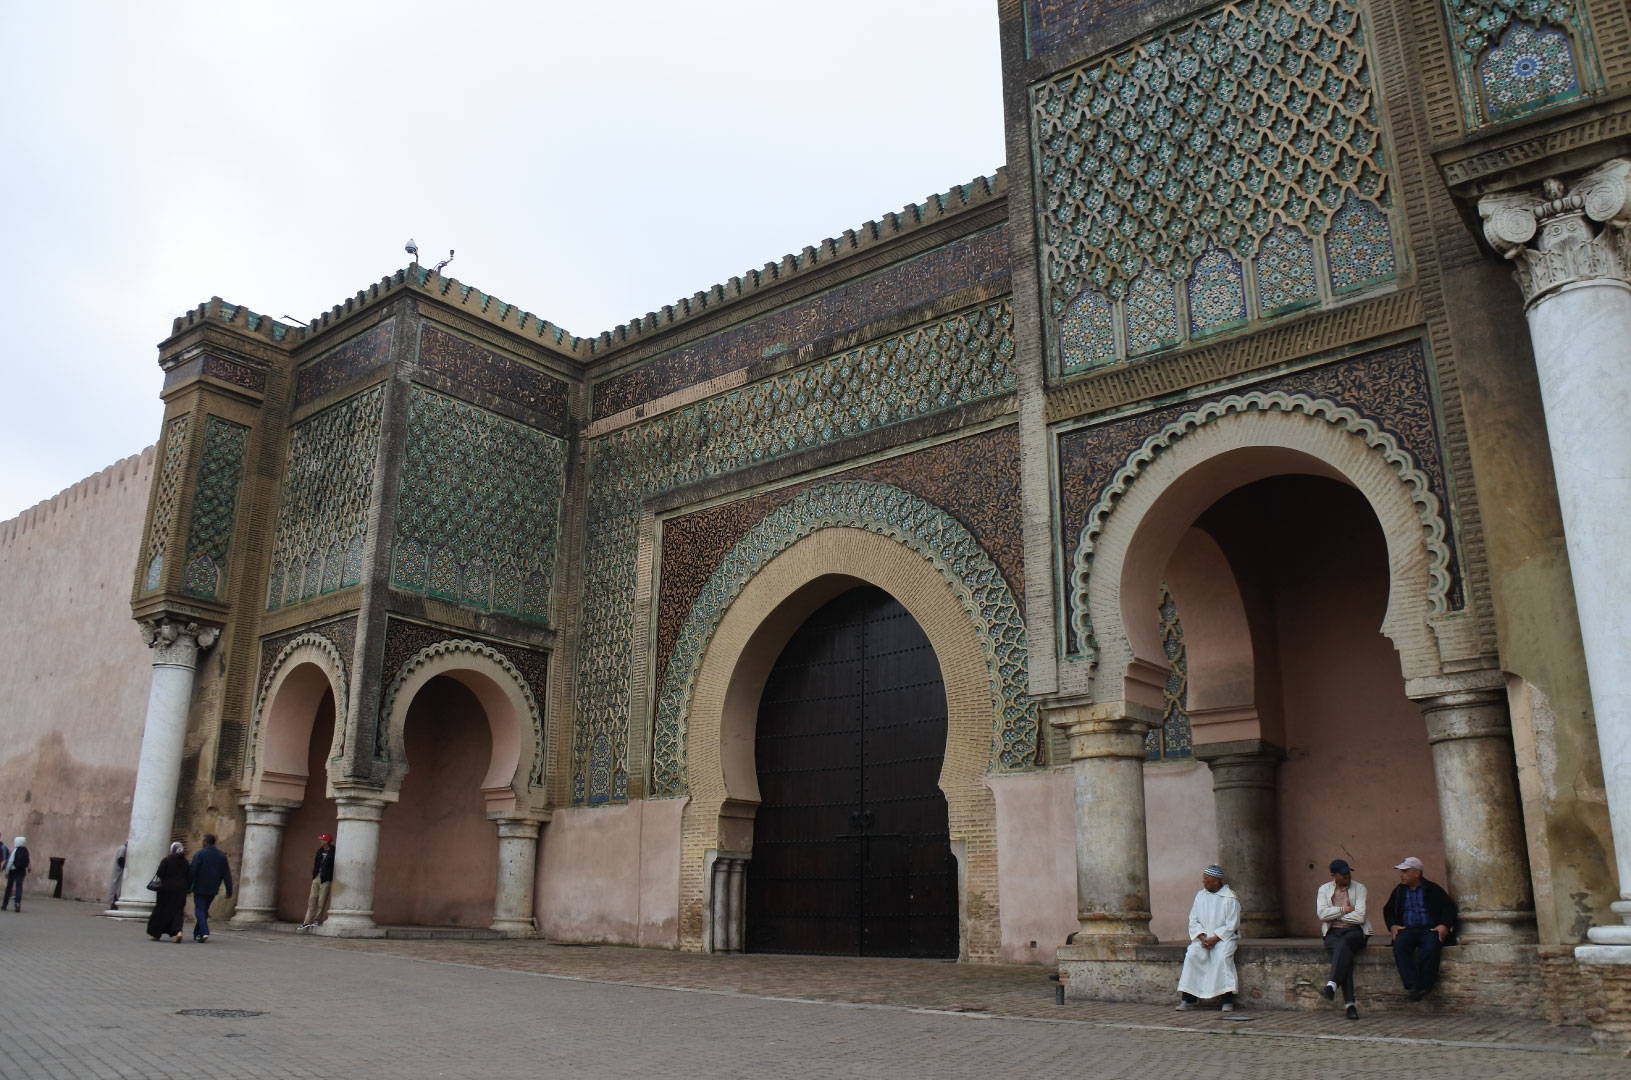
[1033,0,1398,372]
[266,386,384,609]
[572,301,1017,804]
[1444,0,1593,128]
[1146,583,1193,760]
[391,387,566,624]
[142,414,192,592]
[183,416,249,598]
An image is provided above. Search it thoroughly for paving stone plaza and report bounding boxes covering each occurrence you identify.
[0,901,1620,1080]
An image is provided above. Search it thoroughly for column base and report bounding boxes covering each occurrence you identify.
[1458,909,1539,945]
[1238,914,1286,939]
[489,918,537,938]
[105,901,153,920]
[229,907,277,927]
[318,913,385,937]
[1576,943,1631,1054]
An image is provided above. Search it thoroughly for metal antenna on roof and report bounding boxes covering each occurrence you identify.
[433,249,455,274]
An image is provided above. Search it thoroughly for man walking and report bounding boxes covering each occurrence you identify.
[299,833,335,930]
[3,838,29,912]
[188,834,233,942]
[1383,856,1457,1000]
[1316,858,1370,1019]
[1177,864,1241,1012]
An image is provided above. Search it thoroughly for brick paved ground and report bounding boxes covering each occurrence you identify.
[0,900,1621,1080]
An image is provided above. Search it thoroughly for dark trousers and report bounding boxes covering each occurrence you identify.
[193,893,214,938]
[1392,926,1444,993]
[1323,926,1367,1002]
[3,871,22,908]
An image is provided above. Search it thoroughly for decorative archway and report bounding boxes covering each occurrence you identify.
[245,633,349,801]
[671,482,1034,960]
[1073,395,1450,705]
[376,639,545,812]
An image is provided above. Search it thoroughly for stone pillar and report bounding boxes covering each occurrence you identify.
[229,803,291,926]
[490,817,543,937]
[1409,673,1536,943]
[706,851,750,953]
[320,791,388,937]
[1051,699,1160,948]
[107,618,219,920]
[1482,162,1631,945]
[1194,740,1284,938]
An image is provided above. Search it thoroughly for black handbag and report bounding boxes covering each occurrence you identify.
[145,875,161,892]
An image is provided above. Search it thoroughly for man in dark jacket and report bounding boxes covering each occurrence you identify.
[299,833,335,930]
[188,833,233,942]
[4,837,29,912]
[1382,856,1457,1000]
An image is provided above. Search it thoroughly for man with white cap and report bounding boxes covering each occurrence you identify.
[1176,864,1241,1012]
[1382,856,1457,1000]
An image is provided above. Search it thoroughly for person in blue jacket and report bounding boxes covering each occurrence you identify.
[187,834,233,942]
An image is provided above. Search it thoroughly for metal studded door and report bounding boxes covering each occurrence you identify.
[745,586,958,958]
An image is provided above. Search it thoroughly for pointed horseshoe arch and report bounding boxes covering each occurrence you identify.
[651,479,1039,797]
[377,639,546,813]
[1072,396,1452,704]
[246,633,350,801]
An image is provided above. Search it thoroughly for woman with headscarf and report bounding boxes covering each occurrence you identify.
[145,841,190,942]
[3,837,29,912]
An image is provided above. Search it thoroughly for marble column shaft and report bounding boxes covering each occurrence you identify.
[1195,740,1285,938]
[230,803,291,925]
[708,852,750,954]
[1412,678,1536,943]
[1482,161,1631,945]
[109,619,218,919]
[1051,700,1160,945]
[322,792,388,936]
[491,817,543,937]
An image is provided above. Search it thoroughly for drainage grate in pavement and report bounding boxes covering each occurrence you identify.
[177,1009,265,1019]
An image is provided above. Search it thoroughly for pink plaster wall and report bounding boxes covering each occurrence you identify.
[373,676,498,928]
[988,770,1075,963]
[535,798,685,946]
[1145,759,1219,941]
[276,693,338,922]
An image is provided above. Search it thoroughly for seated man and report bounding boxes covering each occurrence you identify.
[1177,864,1240,1013]
[1382,856,1457,1000]
[1316,858,1371,1020]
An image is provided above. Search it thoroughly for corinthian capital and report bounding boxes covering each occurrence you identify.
[138,616,221,667]
[1479,159,1631,306]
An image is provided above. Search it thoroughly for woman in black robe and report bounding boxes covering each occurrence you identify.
[146,841,189,942]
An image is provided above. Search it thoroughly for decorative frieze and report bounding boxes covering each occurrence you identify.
[141,415,191,593]
[182,416,249,599]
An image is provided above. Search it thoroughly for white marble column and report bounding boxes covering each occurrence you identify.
[107,618,219,920]
[230,803,291,925]
[1482,162,1631,955]
[1050,699,1160,948]
[490,817,543,937]
[319,791,388,937]
[1408,673,1536,943]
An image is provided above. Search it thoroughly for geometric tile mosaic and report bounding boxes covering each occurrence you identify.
[266,385,384,610]
[1146,582,1192,760]
[1445,0,1590,127]
[650,480,1040,796]
[391,387,566,624]
[573,301,1017,803]
[1326,194,1396,293]
[183,416,249,598]
[1032,0,1398,371]
[1479,20,1580,123]
[142,414,191,592]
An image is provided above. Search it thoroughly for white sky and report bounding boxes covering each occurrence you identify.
[0,1,1005,521]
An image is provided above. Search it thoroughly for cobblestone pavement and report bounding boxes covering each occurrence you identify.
[0,901,1621,1080]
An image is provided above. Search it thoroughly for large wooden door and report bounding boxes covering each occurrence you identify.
[745,586,958,958]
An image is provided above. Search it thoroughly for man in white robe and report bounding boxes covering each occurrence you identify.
[1176,864,1241,1011]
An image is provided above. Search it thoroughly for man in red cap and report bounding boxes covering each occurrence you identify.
[299,834,336,931]
[1382,856,1457,1000]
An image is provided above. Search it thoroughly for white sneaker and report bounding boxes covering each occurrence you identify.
[1175,1001,1193,1012]
[1220,1001,1236,1012]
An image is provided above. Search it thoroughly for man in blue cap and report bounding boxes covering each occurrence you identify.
[1316,858,1371,1019]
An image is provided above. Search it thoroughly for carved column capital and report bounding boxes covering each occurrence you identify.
[1480,158,1631,306]
[137,617,221,667]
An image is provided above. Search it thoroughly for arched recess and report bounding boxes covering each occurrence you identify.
[1074,396,1449,709]
[376,640,544,814]
[677,524,1017,959]
[1162,526,1269,745]
[246,634,349,801]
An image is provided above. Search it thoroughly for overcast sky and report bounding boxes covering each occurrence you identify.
[0,1,1005,521]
